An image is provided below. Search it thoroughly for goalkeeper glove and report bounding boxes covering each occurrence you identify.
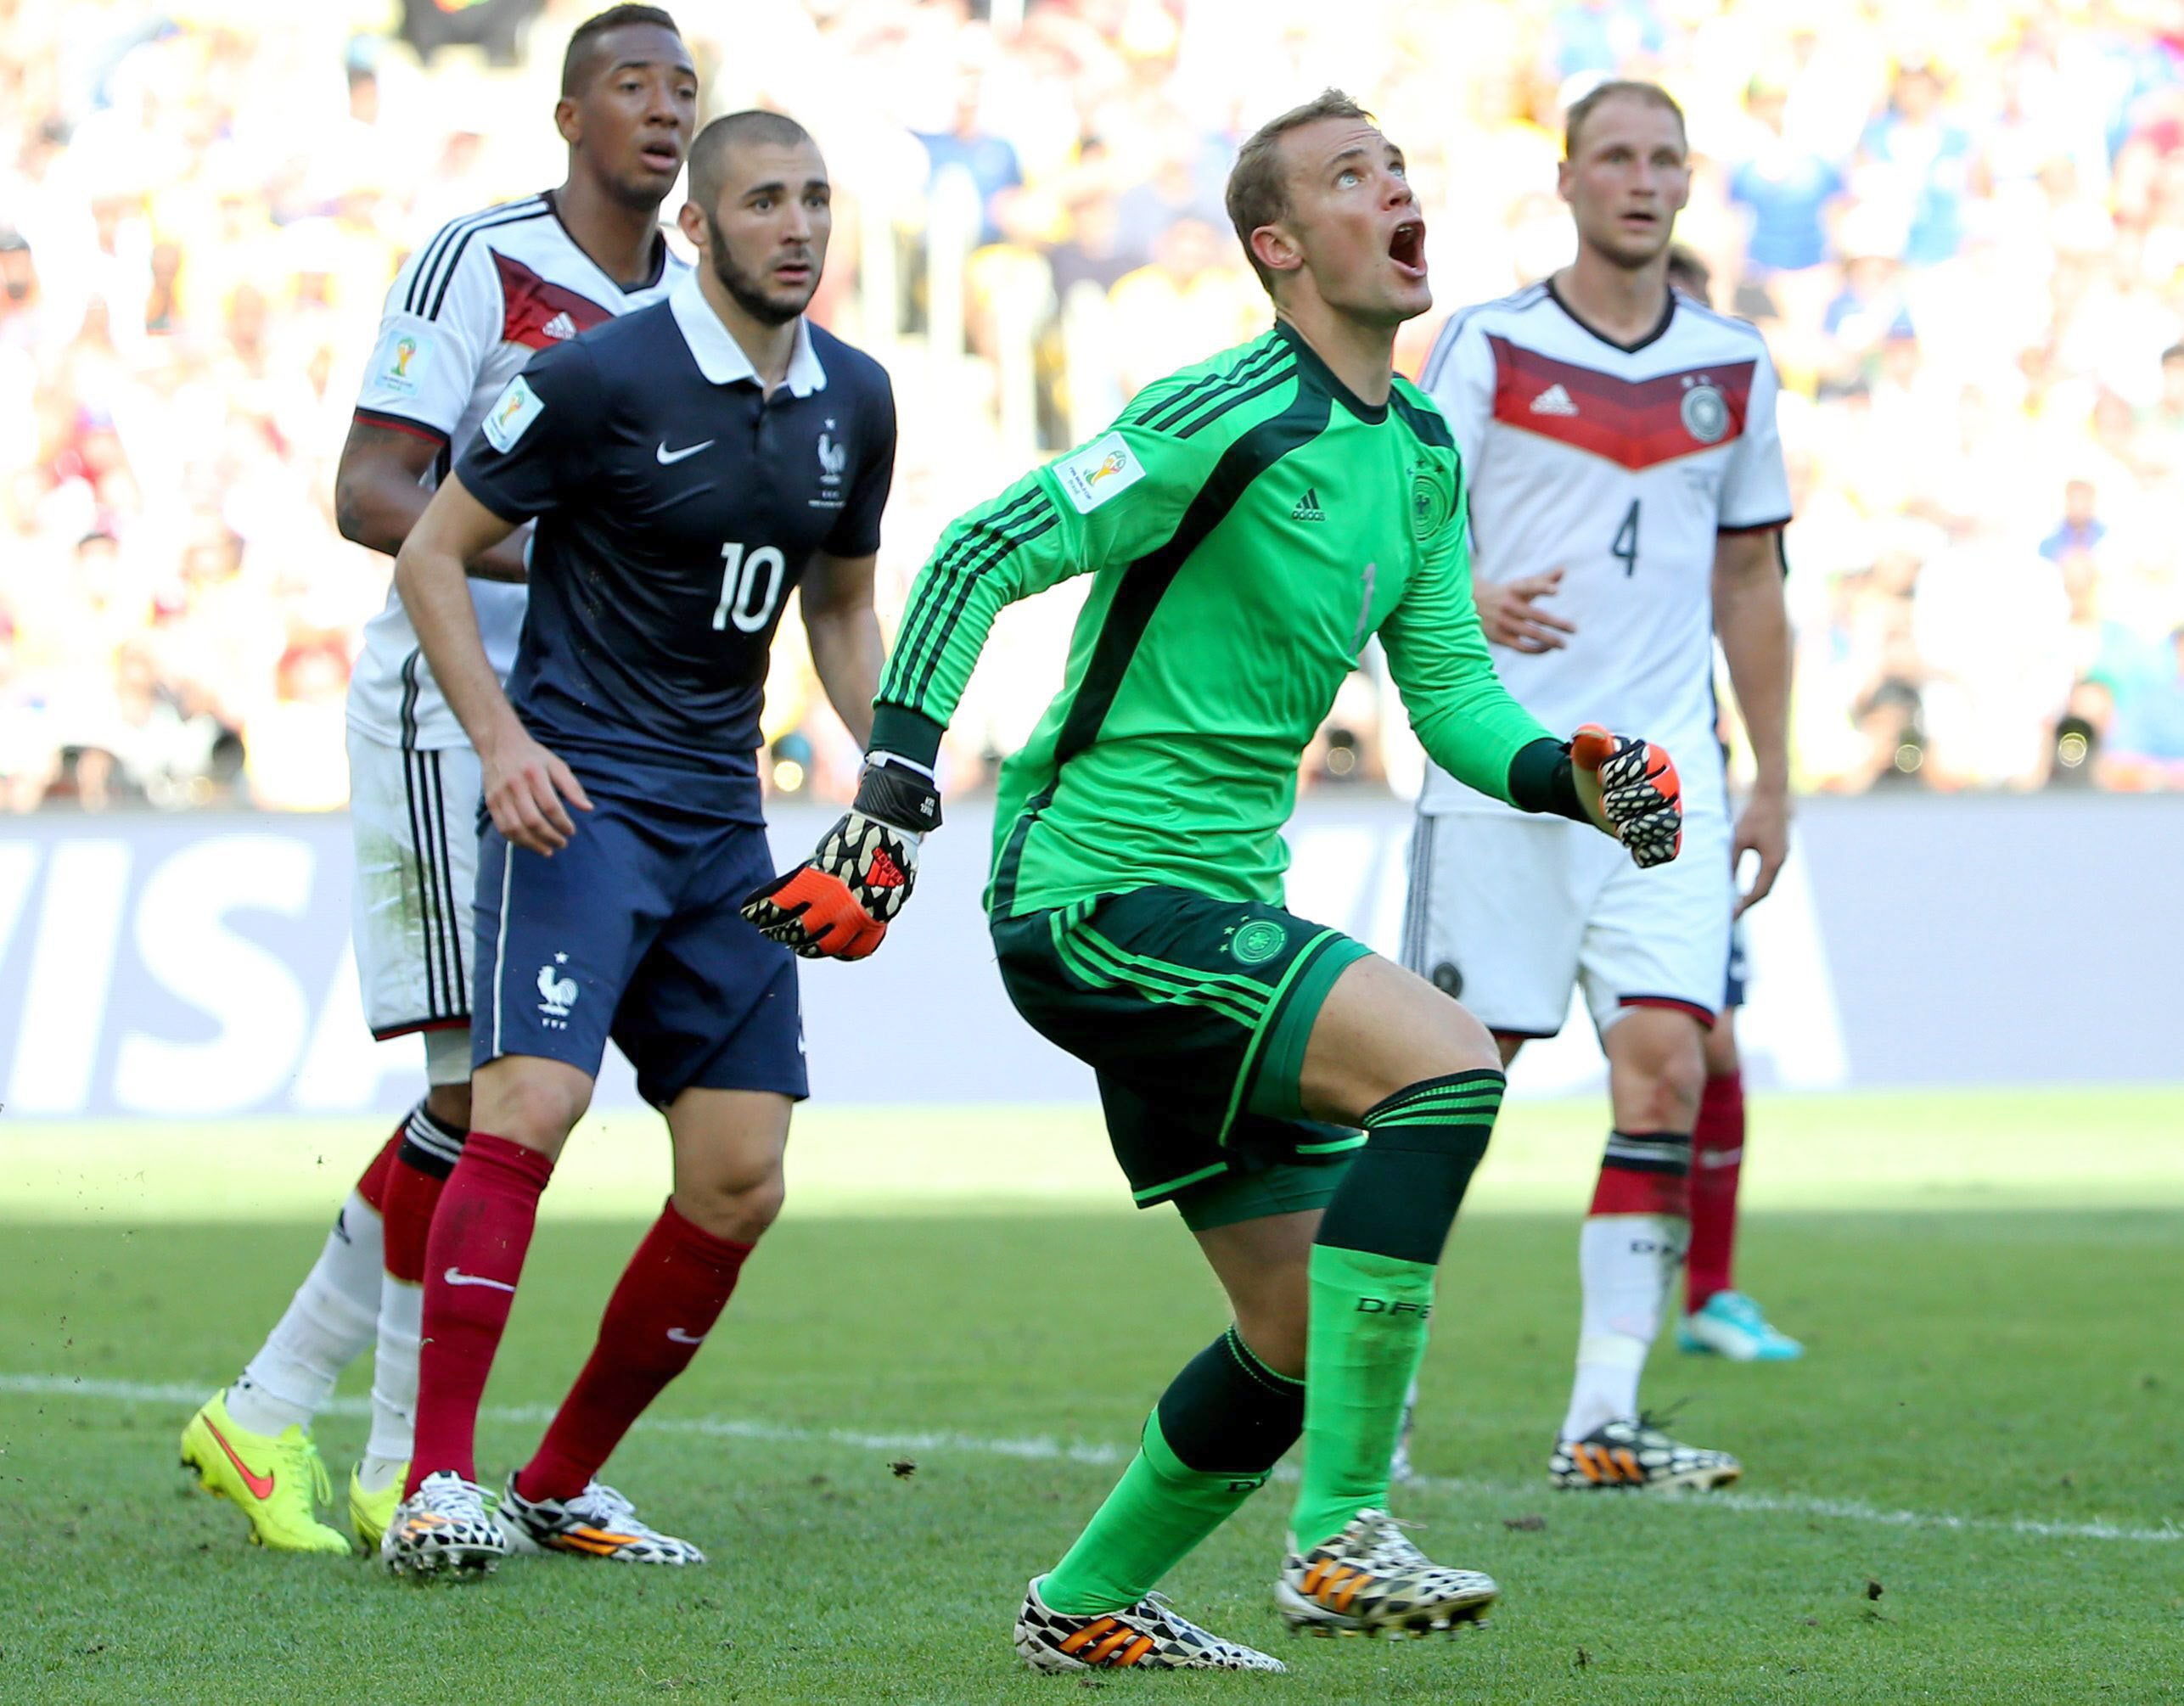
[739,753,940,960]
[1570,724,1683,868]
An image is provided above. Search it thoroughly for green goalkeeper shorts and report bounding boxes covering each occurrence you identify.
[990,885,1375,1226]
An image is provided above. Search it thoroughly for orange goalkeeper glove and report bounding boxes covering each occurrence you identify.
[1570,724,1683,868]
[739,754,938,961]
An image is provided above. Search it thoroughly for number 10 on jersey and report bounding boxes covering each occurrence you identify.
[715,542,786,632]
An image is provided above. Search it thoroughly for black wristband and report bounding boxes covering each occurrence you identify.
[1506,736,1590,826]
[854,753,942,833]
[868,703,946,768]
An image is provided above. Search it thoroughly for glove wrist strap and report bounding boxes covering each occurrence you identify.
[855,751,943,834]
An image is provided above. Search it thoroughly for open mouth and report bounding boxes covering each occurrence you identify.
[639,142,683,172]
[1388,220,1425,276]
[774,255,814,286]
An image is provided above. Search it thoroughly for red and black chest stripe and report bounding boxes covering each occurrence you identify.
[1488,334,1754,471]
[493,252,616,351]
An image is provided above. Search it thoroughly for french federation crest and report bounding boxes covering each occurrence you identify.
[1680,378,1729,445]
[536,952,577,1029]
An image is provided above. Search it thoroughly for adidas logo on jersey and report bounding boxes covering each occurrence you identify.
[1529,384,1578,417]
[1291,487,1327,522]
[541,311,578,340]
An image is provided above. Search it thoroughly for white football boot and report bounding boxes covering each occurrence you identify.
[1276,1509,1499,1637]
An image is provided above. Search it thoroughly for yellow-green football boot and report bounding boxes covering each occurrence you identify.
[179,1392,350,1553]
[349,1462,407,1552]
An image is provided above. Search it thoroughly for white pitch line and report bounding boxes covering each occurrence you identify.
[5,1373,2177,1547]
[0,1374,1138,1467]
[1401,1471,2184,1546]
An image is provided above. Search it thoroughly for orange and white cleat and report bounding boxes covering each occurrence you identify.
[379,1469,508,1579]
[497,1475,705,1565]
[1551,1415,1742,1491]
[1276,1509,1498,1638]
[1014,1576,1284,1672]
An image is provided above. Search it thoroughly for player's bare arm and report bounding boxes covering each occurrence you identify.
[334,419,531,582]
[800,551,882,748]
[1474,567,1576,652]
[393,471,591,855]
[1714,526,1793,913]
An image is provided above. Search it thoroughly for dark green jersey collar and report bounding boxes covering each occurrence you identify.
[1272,319,1389,424]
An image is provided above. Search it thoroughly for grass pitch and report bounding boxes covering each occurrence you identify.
[3,1090,2181,1703]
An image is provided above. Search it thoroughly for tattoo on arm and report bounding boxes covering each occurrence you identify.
[334,418,442,557]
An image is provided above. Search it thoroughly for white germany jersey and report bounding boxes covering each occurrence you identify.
[1416,281,1790,818]
[345,194,688,750]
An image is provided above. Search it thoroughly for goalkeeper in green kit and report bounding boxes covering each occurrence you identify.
[744,90,1685,1673]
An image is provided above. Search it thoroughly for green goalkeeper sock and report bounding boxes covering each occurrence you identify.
[1040,1327,1304,1615]
[1290,1070,1502,1552]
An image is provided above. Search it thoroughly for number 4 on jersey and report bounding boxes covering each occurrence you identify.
[1612,499,1640,578]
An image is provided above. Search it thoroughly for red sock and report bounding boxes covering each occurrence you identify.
[353,1128,404,1215]
[381,1153,451,1285]
[406,1132,553,1496]
[1686,1070,1746,1311]
[382,1104,468,1284]
[514,1200,754,1503]
[1589,1131,1693,1217]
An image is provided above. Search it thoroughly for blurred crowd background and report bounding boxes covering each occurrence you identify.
[3,0,2183,813]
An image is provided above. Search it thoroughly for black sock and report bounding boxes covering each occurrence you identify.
[1157,1325,1307,1480]
[396,1101,467,1180]
[1316,1069,1504,1265]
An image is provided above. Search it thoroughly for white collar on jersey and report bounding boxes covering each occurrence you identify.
[669,267,828,397]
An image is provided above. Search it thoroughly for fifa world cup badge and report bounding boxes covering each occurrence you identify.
[481,374,545,452]
[378,328,433,395]
[1056,432,1146,513]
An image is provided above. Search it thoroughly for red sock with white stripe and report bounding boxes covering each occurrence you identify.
[1560,1132,1691,1442]
[406,1132,553,1497]
[1685,1069,1745,1312]
[514,1200,754,1503]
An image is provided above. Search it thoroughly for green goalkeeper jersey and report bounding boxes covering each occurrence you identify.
[871,322,1558,919]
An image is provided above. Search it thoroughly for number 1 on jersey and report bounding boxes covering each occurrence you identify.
[1612,499,1640,578]
[715,541,786,633]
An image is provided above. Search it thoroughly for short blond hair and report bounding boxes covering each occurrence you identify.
[1225,88,1375,299]
[1564,79,1687,157]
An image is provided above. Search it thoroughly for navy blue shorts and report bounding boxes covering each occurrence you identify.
[470,794,806,1109]
[1723,917,1749,1011]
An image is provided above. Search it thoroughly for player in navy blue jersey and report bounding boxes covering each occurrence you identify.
[180,5,698,1560]
[373,109,897,1577]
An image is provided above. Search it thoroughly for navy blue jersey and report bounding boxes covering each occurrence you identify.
[458,269,895,821]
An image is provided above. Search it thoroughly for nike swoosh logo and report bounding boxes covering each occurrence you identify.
[665,1327,707,1345]
[655,439,715,464]
[203,1416,276,1500]
[443,1267,518,1293]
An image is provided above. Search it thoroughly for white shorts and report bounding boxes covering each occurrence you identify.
[347,727,480,1085]
[1402,808,1732,1040]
